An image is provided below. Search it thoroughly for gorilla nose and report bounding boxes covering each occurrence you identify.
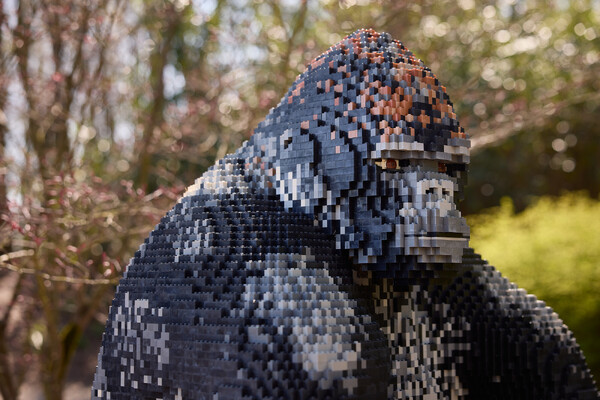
[413,178,455,218]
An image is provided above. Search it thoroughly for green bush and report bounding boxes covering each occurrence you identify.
[467,193,600,381]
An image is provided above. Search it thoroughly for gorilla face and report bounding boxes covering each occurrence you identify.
[343,133,470,269]
[245,29,471,275]
[270,129,470,275]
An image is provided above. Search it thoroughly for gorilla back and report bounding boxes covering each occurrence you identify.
[92,29,599,399]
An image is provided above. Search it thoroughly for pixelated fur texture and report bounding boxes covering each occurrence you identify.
[92,29,599,399]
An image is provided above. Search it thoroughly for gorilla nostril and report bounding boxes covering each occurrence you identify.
[283,136,293,149]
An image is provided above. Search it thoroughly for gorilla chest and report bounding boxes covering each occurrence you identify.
[370,282,470,400]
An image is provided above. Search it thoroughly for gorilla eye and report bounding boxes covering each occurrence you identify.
[438,162,447,173]
[386,159,398,169]
[373,158,409,170]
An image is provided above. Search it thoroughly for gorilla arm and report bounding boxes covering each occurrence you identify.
[448,248,598,400]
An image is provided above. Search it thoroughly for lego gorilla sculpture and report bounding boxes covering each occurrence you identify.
[92,29,598,399]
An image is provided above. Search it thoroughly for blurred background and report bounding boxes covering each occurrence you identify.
[0,0,598,398]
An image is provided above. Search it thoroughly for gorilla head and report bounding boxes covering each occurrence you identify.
[193,29,470,277]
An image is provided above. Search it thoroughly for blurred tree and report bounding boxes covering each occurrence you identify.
[0,0,599,398]
[0,175,177,400]
[0,0,181,398]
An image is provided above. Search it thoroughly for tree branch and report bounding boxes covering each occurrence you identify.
[136,4,183,188]
[0,260,118,285]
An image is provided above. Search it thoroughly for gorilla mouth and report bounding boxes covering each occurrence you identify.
[424,232,466,238]
[403,232,467,239]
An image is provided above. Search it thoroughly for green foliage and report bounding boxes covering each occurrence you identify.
[467,193,600,380]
